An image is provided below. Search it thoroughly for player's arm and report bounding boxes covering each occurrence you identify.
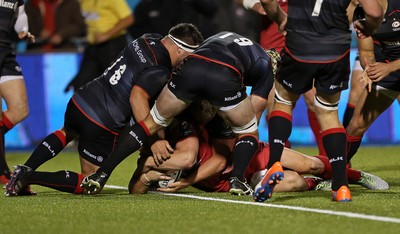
[14,4,35,43]
[147,135,199,171]
[259,0,287,35]
[235,0,266,15]
[128,132,199,194]
[354,0,386,39]
[157,137,230,193]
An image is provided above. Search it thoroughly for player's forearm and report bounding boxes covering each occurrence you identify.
[358,0,385,35]
[260,0,286,24]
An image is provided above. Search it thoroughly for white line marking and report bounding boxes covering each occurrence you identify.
[104,185,400,224]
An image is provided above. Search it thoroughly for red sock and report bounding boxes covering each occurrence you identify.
[308,110,326,156]
[0,113,14,134]
[304,177,320,190]
[74,173,85,194]
[314,155,333,180]
[346,166,362,183]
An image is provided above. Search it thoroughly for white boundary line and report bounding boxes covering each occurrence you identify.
[104,185,400,224]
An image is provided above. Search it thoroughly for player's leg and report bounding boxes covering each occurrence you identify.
[0,77,28,184]
[217,97,260,196]
[303,88,327,155]
[314,91,351,201]
[346,87,396,162]
[82,87,189,194]
[342,57,363,128]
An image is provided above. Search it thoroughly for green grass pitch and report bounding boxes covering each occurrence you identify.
[1,146,399,234]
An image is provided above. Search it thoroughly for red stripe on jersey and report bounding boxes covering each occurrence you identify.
[143,35,158,65]
[188,54,242,80]
[71,98,118,135]
[284,47,350,64]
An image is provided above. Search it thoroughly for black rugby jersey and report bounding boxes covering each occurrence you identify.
[0,0,22,48]
[73,33,172,130]
[193,32,274,98]
[372,0,400,62]
[285,0,351,62]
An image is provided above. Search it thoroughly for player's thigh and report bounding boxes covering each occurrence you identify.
[155,86,188,119]
[218,97,256,129]
[348,88,396,136]
[79,157,99,176]
[0,79,28,109]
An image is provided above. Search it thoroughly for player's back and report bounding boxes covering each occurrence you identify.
[285,0,351,62]
[73,33,172,130]
[194,32,268,75]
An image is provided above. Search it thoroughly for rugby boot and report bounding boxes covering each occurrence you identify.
[5,165,32,196]
[80,171,108,195]
[332,185,352,202]
[253,161,284,202]
[229,177,253,196]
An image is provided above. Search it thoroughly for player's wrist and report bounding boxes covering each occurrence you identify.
[140,173,151,186]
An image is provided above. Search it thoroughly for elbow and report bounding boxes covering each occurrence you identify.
[179,153,197,171]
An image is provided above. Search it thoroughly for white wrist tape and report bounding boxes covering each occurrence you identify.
[243,0,259,9]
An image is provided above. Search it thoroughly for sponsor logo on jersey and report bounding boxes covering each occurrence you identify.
[169,81,176,89]
[224,92,241,102]
[392,20,400,29]
[382,40,400,46]
[132,40,147,63]
[83,149,104,163]
[0,0,16,10]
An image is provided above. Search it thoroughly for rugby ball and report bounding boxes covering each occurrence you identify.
[158,170,182,188]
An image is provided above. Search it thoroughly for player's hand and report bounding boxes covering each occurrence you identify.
[157,179,191,193]
[251,2,267,15]
[358,69,372,92]
[150,140,174,166]
[366,62,393,82]
[353,19,370,39]
[145,170,172,182]
[18,31,35,43]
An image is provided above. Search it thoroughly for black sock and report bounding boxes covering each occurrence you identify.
[26,170,84,194]
[99,122,150,176]
[25,131,67,170]
[322,128,348,190]
[342,104,355,129]
[346,134,362,162]
[230,135,259,181]
[267,110,292,168]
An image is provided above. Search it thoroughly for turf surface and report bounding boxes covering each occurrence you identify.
[1,146,399,234]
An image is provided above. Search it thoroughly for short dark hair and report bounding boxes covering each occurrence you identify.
[168,23,204,47]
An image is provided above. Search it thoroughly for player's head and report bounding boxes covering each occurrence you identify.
[188,99,217,125]
[166,23,204,66]
[264,49,281,79]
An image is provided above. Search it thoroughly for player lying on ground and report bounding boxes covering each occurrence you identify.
[128,101,388,196]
